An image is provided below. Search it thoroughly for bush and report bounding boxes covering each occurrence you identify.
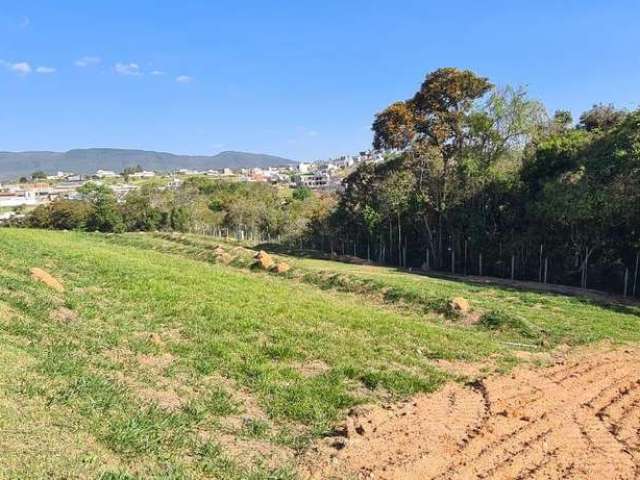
[49,199,92,230]
[479,310,537,338]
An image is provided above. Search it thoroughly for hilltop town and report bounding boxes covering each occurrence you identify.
[0,149,389,222]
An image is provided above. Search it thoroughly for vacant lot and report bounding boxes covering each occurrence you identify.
[0,229,639,479]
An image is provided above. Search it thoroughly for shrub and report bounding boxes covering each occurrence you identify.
[479,310,538,338]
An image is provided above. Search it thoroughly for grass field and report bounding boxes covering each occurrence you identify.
[1,228,639,479]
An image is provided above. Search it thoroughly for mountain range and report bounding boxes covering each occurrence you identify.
[0,148,297,180]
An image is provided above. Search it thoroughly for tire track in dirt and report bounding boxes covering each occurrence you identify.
[301,347,640,480]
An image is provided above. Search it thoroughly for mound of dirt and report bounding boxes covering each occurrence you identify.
[253,250,275,270]
[272,262,291,274]
[301,347,640,479]
[30,268,64,292]
[216,252,233,265]
[448,296,470,315]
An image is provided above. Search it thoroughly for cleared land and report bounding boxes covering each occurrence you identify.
[302,346,640,479]
[0,229,639,479]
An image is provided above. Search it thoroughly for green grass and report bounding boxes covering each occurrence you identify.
[0,228,638,478]
[118,231,640,348]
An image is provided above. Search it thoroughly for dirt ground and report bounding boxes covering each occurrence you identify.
[301,346,640,479]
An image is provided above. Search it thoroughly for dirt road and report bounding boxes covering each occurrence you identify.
[302,347,640,479]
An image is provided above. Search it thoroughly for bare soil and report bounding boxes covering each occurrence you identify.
[30,267,64,292]
[301,346,640,479]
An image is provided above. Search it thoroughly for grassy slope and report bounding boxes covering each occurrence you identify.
[123,232,640,347]
[0,228,638,479]
[0,229,498,479]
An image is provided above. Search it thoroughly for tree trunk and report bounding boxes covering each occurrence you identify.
[538,244,543,283]
[624,268,629,297]
[397,212,402,266]
[511,254,515,280]
[464,239,468,275]
[544,257,549,284]
[633,253,639,297]
[423,216,437,270]
[579,246,594,289]
[451,248,455,274]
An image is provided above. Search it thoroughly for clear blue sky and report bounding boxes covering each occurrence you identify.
[1,1,639,161]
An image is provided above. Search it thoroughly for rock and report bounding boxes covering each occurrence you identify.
[30,268,64,292]
[448,297,470,315]
[253,250,274,270]
[272,262,291,274]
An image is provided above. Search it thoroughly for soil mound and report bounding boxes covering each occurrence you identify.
[272,262,291,274]
[448,296,470,315]
[30,268,64,292]
[253,250,275,270]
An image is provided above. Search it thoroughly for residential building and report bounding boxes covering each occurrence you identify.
[294,172,330,189]
[129,170,155,178]
[94,170,119,179]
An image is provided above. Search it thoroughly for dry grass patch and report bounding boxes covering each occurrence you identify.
[137,352,175,371]
[291,359,331,378]
[49,306,78,323]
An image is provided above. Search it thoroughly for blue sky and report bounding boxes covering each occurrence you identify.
[1,1,639,161]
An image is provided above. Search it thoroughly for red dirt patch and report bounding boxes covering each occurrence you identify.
[433,358,492,378]
[30,267,64,292]
[301,347,640,479]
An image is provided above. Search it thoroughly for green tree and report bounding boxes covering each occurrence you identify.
[121,187,163,231]
[372,68,494,266]
[49,199,92,230]
[379,169,414,265]
[78,182,124,232]
[292,186,312,201]
[27,204,51,228]
[578,103,627,132]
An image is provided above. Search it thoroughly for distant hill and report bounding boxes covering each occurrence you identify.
[0,148,297,180]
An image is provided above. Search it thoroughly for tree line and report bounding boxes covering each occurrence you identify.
[304,68,640,296]
[19,178,327,243]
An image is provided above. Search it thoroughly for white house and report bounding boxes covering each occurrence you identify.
[298,162,311,174]
[129,170,155,179]
[95,170,119,178]
[0,190,40,207]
